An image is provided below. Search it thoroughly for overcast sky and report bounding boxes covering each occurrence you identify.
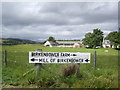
[2,2,118,41]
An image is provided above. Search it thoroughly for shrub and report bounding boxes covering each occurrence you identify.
[61,64,80,77]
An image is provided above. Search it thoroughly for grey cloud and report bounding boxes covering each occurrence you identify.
[2,2,118,26]
[2,22,117,41]
[2,2,118,41]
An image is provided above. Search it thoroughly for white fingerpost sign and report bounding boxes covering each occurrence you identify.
[29,52,90,63]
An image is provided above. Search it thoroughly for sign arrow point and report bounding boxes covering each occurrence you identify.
[72,54,77,56]
[85,59,89,62]
[31,58,35,62]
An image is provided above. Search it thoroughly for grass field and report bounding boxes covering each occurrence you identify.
[1,44,119,88]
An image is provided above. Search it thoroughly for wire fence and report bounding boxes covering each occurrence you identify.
[2,50,95,67]
[1,48,119,89]
[1,50,118,79]
[2,50,67,78]
[2,50,30,67]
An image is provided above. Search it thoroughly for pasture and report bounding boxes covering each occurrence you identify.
[1,44,119,88]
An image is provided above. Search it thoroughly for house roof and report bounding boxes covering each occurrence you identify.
[56,41,82,44]
[47,41,58,45]
[103,40,110,45]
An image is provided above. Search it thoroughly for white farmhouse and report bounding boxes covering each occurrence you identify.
[102,39,120,48]
[102,40,111,48]
[44,40,83,48]
[44,41,58,47]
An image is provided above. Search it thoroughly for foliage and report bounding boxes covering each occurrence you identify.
[82,32,93,48]
[47,36,56,42]
[82,29,104,48]
[105,31,120,48]
[1,38,41,45]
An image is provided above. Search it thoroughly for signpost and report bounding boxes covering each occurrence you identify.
[29,52,90,63]
[4,50,7,67]
[94,51,97,69]
[34,49,42,78]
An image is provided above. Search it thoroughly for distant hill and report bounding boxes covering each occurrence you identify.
[0,38,42,45]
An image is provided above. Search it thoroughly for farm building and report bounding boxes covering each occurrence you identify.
[102,40,120,48]
[73,43,81,48]
[56,40,82,48]
[44,40,83,48]
[102,40,111,48]
[44,41,58,47]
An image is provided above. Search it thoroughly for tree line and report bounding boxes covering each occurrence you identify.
[1,38,41,45]
[82,29,120,48]
[46,29,120,49]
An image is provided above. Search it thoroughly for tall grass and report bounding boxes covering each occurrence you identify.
[1,44,119,88]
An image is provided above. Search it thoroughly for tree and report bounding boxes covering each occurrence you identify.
[82,28,104,48]
[92,29,104,48]
[105,31,120,48]
[47,36,56,42]
[82,32,94,48]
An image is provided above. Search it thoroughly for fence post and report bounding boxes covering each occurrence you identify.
[4,50,7,67]
[77,63,80,77]
[94,51,97,69]
[35,49,42,78]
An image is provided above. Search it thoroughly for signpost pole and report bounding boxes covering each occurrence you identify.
[94,51,97,70]
[4,50,7,67]
[35,49,42,78]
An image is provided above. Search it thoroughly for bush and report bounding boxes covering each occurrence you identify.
[61,64,80,77]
